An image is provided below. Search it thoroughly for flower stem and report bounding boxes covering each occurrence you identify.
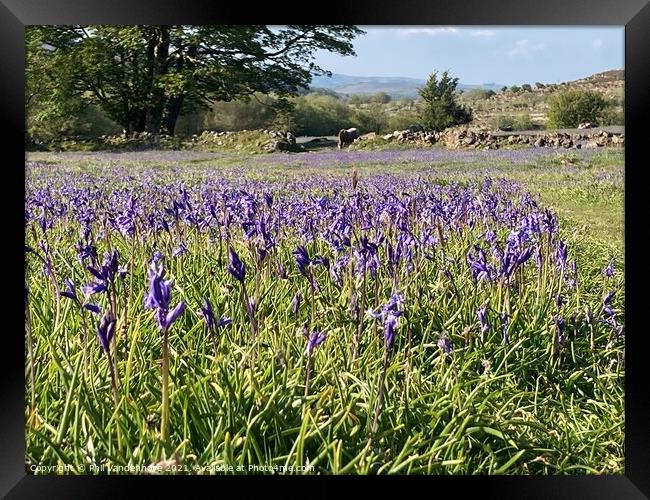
[161,326,170,443]
[107,349,123,452]
[304,354,313,397]
[371,348,390,436]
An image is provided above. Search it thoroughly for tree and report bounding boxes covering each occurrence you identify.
[417,70,472,132]
[547,90,608,128]
[501,86,508,92]
[510,85,521,93]
[26,25,365,137]
[521,84,532,92]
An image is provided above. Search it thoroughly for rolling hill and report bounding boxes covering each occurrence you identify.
[310,73,506,98]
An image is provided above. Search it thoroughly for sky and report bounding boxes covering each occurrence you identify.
[312,27,624,86]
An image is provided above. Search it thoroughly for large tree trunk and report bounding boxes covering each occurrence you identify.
[162,94,185,136]
[144,27,171,135]
[160,43,196,136]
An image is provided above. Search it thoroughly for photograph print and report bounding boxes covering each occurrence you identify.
[24,25,625,475]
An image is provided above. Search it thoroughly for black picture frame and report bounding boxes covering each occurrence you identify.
[3,1,648,497]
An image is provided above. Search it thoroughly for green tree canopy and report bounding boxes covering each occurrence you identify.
[418,70,472,132]
[26,25,365,137]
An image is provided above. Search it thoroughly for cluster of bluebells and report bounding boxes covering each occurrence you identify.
[25,164,624,370]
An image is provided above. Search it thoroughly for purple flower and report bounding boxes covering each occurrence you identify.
[83,282,107,296]
[199,297,231,332]
[263,192,273,209]
[312,255,330,270]
[217,317,232,328]
[84,303,101,314]
[144,261,186,330]
[438,334,453,357]
[227,247,246,282]
[384,314,399,350]
[144,263,171,310]
[555,241,568,271]
[165,302,186,329]
[500,312,510,345]
[60,278,78,302]
[604,261,614,278]
[199,297,216,330]
[96,310,116,355]
[602,291,615,318]
[293,246,311,277]
[603,291,614,306]
[467,245,493,283]
[290,292,302,315]
[369,293,405,351]
[516,247,532,267]
[173,243,188,257]
[306,330,327,357]
[477,305,490,336]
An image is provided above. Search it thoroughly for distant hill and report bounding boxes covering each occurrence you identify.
[310,73,505,98]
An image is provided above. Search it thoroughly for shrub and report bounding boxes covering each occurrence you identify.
[547,90,609,128]
[386,110,421,132]
[200,95,278,132]
[490,114,515,131]
[521,84,532,92]
[514,112,533,130]
[293,94,358,136]
[464,88,496,100]
[371,92,391,104]
[353,103,388,134]
[510,85,521,93]
[599,107,625,126]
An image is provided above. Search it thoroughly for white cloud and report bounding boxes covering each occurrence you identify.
[395,27,460,37]
[471,30,496,37]
[593,39,604,49]
[507,39,546,57]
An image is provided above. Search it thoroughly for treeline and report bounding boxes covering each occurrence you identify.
[186,93,422,137]
[33,92,425,141]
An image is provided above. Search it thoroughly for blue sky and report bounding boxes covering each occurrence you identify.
[313,27,624,85]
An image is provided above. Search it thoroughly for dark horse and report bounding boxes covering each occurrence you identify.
[338,128,360,149]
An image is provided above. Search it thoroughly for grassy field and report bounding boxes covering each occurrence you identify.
[25,146,624,474]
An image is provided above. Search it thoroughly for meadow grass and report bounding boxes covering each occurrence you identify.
[25,147,624,474]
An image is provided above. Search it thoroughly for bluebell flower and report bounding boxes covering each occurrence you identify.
[306,330,327,357]
[96,310,116,355]
[144,261,186,330]
[438,334,453,357]
[227,247,246,282]
[477,305,490,336]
